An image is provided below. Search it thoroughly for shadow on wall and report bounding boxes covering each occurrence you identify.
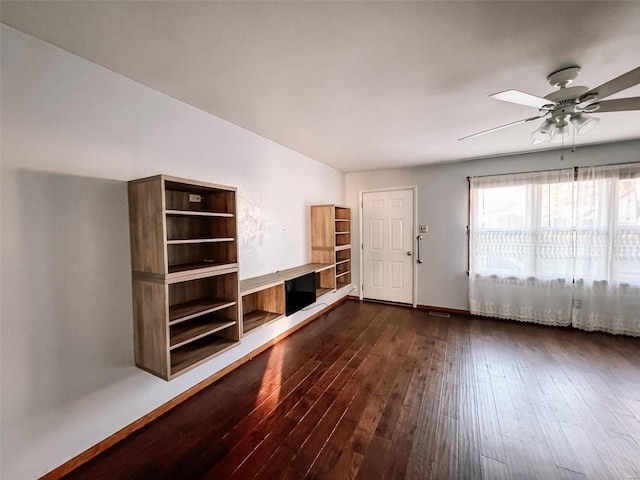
[9,170,136,417]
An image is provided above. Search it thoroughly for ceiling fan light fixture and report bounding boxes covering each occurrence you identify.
[531,118,555,142]
[571,113,600,135]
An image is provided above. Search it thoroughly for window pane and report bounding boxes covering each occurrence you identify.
[474,185,528,275]
[541,182,574,228]
[478,185,526,229]
[576,179,602,228]
[538,181,575,277]
[615,178,640,284]
[618,178,639,225]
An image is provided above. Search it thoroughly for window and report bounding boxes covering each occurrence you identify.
[470,165,640,285]
[470,169,575,280]
[576,166,640,284]
[469,163,640,336]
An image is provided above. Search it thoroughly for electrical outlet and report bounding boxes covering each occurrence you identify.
[188,194,202,203]
[418,225,428,233]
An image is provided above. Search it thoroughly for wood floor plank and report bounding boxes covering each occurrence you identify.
[561,423,620,479]
[216,336,372,478]
[404,334,448,479]
[305,353,388,479]
[457,382,482,480]
[253,306,394,479]
[324,345,405,478]
[372,331,422,440]
[354,435,392,480]
[553,375,639,478]
[471,319,507,465]
[455,320,482,480]
[61,301,640,480]
[480,455,510,480]
[530,402,584,475]
[251,443,299,480]
[375,334,435,480]
[617,410,640,446]
[300,329,400,475]
[605,430,640,478]
[432,413,459,479]
[555,466,587,480]
[502,435,558,480]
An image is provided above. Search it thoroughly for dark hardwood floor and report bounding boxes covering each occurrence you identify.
[64,300,640,479]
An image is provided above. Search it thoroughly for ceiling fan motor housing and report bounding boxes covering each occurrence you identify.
[543,85,591,122]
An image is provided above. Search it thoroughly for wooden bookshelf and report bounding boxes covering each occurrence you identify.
[129,175,240,380]
[311,205,351,292]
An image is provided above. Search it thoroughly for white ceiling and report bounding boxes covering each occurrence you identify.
[2,1,640,172]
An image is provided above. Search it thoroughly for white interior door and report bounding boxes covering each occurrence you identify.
[362,189,414,304]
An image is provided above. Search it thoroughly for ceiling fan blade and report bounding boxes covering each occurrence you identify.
[594,97,640,113]
[458,116,541,141]
[490,90,555,109]
[579,67,640,102]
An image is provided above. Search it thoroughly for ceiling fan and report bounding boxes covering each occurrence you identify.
[459,65,640,144]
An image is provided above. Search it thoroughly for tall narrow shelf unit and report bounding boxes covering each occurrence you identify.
[128,175,240,380]
[311,205,352,290]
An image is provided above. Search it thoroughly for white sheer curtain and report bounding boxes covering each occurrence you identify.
[469,169,575,326]
[572,165,640,336]
[469,163,640,336]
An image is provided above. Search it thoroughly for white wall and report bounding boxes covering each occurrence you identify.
[0,25,346,479]
[347,139,640,310]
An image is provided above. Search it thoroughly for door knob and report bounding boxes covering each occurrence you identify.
[407,251,412,256]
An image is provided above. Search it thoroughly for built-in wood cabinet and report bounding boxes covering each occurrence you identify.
[128,180,350,380]
[128,175,240,380]
[239,263,334,335]
[311,205,352,290]
[240,279,285,335]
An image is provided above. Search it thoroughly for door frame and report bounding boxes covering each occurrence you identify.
[358,186,418,308]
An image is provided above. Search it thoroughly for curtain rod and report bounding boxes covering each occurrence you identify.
[466,160,640,181]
